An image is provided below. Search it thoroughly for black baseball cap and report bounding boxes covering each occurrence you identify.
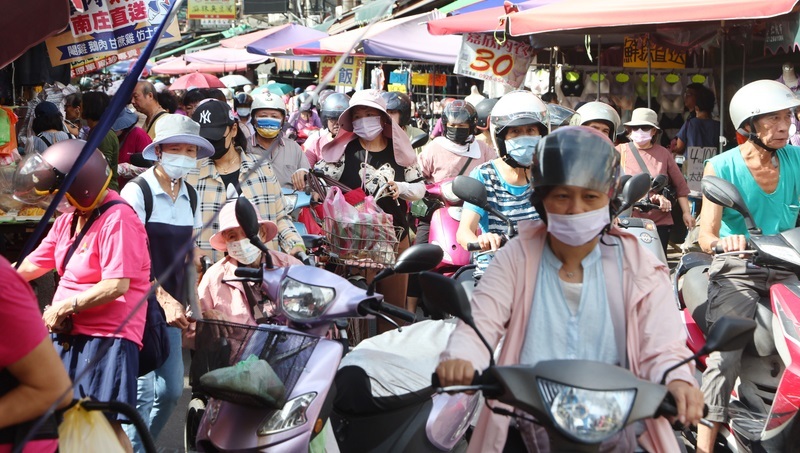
[192,99,235,141]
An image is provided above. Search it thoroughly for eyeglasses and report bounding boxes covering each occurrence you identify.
[633,126,654,132]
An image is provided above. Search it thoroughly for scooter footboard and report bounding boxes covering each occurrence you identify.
[332,398,439,453]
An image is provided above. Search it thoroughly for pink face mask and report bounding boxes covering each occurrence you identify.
[352,116,384,141]
[630,129,653,145]
[546,205,611,246]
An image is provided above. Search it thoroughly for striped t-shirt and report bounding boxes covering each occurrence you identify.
[463,160,539,235]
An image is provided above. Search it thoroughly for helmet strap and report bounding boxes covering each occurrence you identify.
[741,118,780,153]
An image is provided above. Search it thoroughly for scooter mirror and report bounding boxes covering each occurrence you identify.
[618,174,632,189]
[615,173,651,215]
[452,175,489,209]
[702,315,756,354]
[393,243,444,275]
[418,271,472,322]
[651,174,668,192]
[410,133,429,149]
[701,176,759,234]
[235,197,261,239]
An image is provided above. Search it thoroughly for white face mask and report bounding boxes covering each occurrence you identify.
[236,107,251,118]
[546,205,611,247]
[629,129,653,146]
[352,116,384,141]
[160,152,196,180]
[226,238,261,265]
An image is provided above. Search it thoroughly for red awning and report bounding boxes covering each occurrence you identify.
[427,0,559,36]
[1,0,69,68]
[506,0,799,36]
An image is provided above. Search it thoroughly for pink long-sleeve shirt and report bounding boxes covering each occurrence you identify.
[442,221,695,453]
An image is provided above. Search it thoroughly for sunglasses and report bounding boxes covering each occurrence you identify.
[632,126,655,132]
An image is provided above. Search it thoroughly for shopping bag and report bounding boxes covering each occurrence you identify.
[199,354,286,408]
[58,400,125,453]
[322,186,359,223]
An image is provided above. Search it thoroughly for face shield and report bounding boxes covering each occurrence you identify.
[12,153,75,212]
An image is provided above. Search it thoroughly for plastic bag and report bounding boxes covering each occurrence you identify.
[58,400,125,453]
[199,354,286,408]
[323,186,360,223]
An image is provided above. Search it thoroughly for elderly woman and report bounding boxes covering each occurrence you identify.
[437,127,703,452]
[315,89,425,331]
[616,108,693,254]
[16,140,152,451]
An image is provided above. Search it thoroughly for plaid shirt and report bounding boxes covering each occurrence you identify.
[186,148,302,261]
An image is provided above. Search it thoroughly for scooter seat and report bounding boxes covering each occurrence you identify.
[682,266,710,334]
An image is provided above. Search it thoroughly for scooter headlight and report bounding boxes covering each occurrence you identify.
[537,378,635,444]
[280,277,335,321]
[283,193,298,212]
[257,392,317,435]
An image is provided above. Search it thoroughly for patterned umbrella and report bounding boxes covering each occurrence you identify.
[168,72,226,91]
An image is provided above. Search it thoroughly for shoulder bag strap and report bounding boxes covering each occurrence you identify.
[131,176,153,223]
[37,133,52,148]
[146,111,167,135]
[61,200,126,274]
[626,142,651,178]
[457,157,474,176]
[185,180,198,214]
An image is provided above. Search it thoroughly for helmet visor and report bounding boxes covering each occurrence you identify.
[13,153,62,205]
[493,110,549,133]
[444,101,474,124]
[547,105,578,128]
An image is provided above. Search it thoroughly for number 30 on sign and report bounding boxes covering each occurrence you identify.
[469,49,514,77]
[455,33,534,88]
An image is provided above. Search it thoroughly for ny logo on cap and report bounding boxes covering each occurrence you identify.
[199,110,211,124]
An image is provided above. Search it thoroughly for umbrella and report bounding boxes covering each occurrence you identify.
[252,82,294,96]
[184,47,268,66]
[107,60,154,77]
[220,74,253,88]
[168,73,226,91]
[152,57,251,75]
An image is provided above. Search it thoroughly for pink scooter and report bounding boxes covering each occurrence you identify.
[426,179,472,276]
[675,176,800,451]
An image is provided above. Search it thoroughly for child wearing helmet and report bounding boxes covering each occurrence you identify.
[695,80,800,452]
[456,91,544,258]
[473,98,499,148]
[381,92,426,154]
[248,93,310,190]
[437,127,703,453]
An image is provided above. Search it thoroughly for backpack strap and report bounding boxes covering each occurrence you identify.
[184,180,197,215]
[37,133,52,148]
[131,176,154,224]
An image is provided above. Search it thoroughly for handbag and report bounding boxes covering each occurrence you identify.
[61,200,170,377]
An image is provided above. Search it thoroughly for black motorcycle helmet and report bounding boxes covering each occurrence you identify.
[530,126,621,223]
[475,97,499,131]
[380,91,413,127]
[320,92,350,124]
[442,100,477,129]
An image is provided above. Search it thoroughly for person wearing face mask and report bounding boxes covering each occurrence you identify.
[187,100,305,263]
[436,127,704,453]
[456,91,545,259]
[197,198,301,326]
[233,92,255,141]
[118,114,213,451]
[616,108,693,254]
[248,93,310,190]
[315,89,426,332]
[15,140,152,451]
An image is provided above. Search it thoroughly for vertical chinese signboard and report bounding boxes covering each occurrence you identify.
[454,33,533,89]
[45,0,181,68]
[319,55,365,88]
[187,0,236,19]
[622,36,686,69]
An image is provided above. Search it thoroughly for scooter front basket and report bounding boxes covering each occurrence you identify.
[190,320,319,408]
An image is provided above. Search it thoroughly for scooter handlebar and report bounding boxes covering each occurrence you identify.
[378,301,416,323]
[466,242,482,252]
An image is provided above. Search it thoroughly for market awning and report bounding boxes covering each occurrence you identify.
[428,0,559,35]
[291,16,412,56]
[506,0,800,36]
[244,25,327,56]
[2,0,69,68]
[152,56,250,75]
[184,47,269,65]
[439,0,511,14]
[361,11,462,63]
[220,24,323,49]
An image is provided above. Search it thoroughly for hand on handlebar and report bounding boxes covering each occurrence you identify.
[476,232,504,251]
[666,380,705,427]
[713,235,747,254]
[650,193,672,212]
[435,359,476,388]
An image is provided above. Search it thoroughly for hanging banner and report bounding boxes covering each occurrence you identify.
[187,0,236,20]
[319,55,365,87]
[45,0,181,67]
[454,33,533,89]
[683,146,717,193]
[622,36,686,69]
[764,16,800,55]
[70,48,141,78]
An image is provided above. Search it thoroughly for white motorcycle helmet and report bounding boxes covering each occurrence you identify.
[251,93,288,117]
[572,101,621,141]
[730,80,800,152]
[490,91,549,167]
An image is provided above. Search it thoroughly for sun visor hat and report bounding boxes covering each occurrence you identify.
[532,126,621,197]
[13,140,112,211]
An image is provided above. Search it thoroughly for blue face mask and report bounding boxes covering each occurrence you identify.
[504,135,541,167]
[255,117,282,138]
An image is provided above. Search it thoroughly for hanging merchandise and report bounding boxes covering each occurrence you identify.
[610,72,636,119]
[389,70,409,85]
[411,72,446,87]
[581,72,610,101]
[0,107,18,157]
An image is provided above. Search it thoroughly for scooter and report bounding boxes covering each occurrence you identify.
[616,173,669,265]
[418,270,756,452]
[191,197,443,452]
[282,187,314,235]
[675,175,800,451]
[426,179,472,276]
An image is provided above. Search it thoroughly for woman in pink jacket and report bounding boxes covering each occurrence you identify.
[436,127,703,452]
